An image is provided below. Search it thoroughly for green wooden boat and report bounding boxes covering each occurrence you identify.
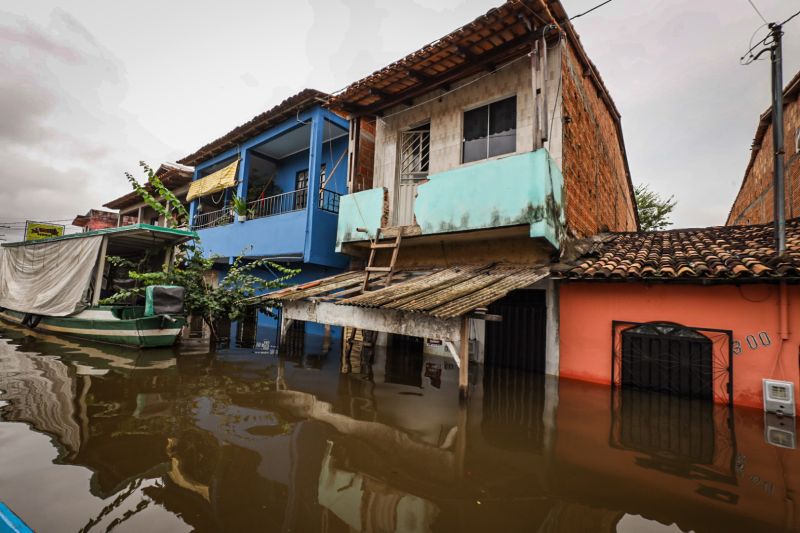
[0,307,185,348]
[0,224,196,348]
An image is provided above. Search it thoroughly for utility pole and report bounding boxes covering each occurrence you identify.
[770,23,786,255]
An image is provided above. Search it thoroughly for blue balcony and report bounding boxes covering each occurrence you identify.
[336,149,565,251]
[189,106,350,268]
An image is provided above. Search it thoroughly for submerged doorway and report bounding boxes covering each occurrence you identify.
[485,289,547,373]
[620,323,713,400]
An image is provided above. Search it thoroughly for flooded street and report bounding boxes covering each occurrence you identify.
[0,324,797,533]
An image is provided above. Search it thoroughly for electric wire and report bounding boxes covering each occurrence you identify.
[747,0,769,25]
[782,8,800,26]
[569,0,613,21]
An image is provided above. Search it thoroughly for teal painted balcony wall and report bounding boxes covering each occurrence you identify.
[335,187,386,252]
[415,149,564,248]
[335,149,565,250]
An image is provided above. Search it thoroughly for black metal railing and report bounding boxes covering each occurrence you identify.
[191,207,233,230]
[249,188,307,219]
[318,188,342,214]
[191,187,342,229]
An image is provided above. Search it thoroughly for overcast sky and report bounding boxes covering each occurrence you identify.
[1,0,798,241]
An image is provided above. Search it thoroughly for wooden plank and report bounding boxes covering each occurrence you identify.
[343,267,476,307]
[91,237,108,306]
[430,269,548,318]
[282,300,462,343]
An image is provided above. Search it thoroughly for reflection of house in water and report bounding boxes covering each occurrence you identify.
[0,340,81,457]
[610,389,737,487]
[1,326,797,532]
[318,441,439,532]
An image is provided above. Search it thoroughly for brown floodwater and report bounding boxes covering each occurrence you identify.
[0,323,798,533]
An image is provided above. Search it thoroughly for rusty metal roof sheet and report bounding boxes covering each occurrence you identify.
[267,264,548,319]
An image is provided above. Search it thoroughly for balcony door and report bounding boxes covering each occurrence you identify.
[395,123,430,226]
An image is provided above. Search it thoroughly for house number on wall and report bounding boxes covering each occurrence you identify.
[733,332,771,355]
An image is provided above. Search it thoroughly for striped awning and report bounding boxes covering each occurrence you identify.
[186,160,238,201]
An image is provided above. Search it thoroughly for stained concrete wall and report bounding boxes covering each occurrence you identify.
[371,45,563,224]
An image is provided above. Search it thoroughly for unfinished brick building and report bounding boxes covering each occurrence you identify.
[728,71,800,225]
[271,0,637,397]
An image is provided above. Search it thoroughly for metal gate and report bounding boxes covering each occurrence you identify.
[395,125,430,226]
[612,321,733,405]
[485,290,546,373]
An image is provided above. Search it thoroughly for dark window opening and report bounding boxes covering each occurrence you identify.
[463,96,517,163]
[294,169,309,209]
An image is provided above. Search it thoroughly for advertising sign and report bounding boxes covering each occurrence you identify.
[24,221,65,241]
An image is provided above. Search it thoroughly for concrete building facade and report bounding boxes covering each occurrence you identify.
[273,0,638,397]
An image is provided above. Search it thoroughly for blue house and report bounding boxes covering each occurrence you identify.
[178,89,350,341]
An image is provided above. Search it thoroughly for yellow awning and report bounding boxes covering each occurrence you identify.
[186,160,238,201]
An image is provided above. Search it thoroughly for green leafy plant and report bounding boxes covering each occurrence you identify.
[230,194,250,217]
[634,183,677,231]
[103,162,300,341]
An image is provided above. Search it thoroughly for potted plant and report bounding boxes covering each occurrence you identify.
[231,194,248,223]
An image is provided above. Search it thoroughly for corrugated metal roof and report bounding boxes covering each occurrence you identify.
[267,263,548,319]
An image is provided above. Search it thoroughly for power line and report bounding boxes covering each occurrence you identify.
[570,0,614,21]
[782,8,800,26]
[747,0,769,25]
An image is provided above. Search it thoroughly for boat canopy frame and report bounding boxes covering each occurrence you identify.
[1,224,197,257]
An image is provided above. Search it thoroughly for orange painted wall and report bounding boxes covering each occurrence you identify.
[559,282,800,410]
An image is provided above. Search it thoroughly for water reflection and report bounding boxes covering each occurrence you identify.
[0,324,797,532]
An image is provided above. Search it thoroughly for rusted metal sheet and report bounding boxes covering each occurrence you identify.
[342,266,476,307]
[429,268,548,318]
[269,271,364,302]
[269,263,548,319]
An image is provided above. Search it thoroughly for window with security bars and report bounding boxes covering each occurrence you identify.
[462,96,517,163]
[400,123,430,180]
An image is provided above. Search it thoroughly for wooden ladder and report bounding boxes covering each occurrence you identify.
[362,228,402,292]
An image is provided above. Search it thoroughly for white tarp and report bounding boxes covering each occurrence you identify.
[0,235,103,317]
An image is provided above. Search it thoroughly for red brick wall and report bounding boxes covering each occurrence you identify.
[728,93,800,225]
[561,41,637,237]
[350,116,376,193]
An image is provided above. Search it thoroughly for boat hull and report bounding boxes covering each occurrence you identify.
[0,309,184,348]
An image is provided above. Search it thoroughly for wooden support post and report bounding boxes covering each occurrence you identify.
[279,315,294,350]
[91,237,108,306]
[458,316,469,400]
[163,246,174,272]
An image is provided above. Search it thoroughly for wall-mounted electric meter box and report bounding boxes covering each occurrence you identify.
[763,379,795,417]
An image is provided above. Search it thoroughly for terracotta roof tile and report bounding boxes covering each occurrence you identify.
[565,218,800,280]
